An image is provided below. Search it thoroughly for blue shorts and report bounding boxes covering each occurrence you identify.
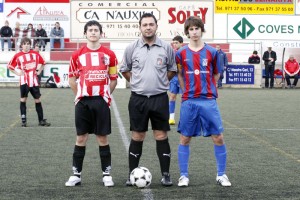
[178,98,224,137]
[169,75,182,94]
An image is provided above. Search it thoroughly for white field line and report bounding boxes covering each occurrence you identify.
[111,96,154,200]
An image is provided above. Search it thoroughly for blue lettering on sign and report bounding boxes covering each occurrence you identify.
[226,65,254,84]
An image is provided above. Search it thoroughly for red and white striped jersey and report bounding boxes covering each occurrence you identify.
[7,50,46,87]
[69,45,118,105]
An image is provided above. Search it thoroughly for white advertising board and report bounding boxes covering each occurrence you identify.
[71,1,214,40]
[227,15,300,40]
[0,63,69,83]
[3,3,70,38]
[0,63,126,88]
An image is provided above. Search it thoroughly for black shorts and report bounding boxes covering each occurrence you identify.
[128,92,170,132]
[20,84,41,99]
[75,96,111,136]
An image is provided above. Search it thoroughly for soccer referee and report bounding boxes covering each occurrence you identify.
[120,13,177,187]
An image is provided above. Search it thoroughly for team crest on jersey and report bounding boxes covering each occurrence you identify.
[157,58,163,66]
[98,53,110,65]
[202,59,208,67]
[104,54,110,65]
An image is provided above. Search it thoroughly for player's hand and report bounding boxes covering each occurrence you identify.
[19,71,25,76]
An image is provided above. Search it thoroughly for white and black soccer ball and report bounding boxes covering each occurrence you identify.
[130,167,152,188]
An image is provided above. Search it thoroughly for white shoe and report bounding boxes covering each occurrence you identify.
[178,175,189,187]
[216,174,231,187]
[103,175,114,187]
[65,176,81,186]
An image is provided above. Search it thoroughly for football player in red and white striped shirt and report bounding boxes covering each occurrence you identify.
[7,37,50,127]
[65,20,118,187]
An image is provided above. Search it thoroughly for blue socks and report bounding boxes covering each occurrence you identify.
[214,144,227,176]
[169,100,175,114]
[178,144,190,177]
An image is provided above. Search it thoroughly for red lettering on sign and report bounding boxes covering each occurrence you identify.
[168,7,208,24]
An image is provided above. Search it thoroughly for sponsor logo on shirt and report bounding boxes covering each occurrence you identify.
[202,59,208,67]
[85,70,107,81]
[186,70,209,74]
[24,61,36,71]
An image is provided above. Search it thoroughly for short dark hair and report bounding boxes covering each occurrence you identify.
[184,16,205,36]
[253,50,258,54]
[84,20,103,34]
[139,13,157,26]
[21,37,31,46]
[172,35,183,43]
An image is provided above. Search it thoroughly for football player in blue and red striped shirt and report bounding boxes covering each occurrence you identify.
[168,35,183,125]
[176,16,231,187]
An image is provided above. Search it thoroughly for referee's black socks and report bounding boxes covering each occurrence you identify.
[156,138,171,175]
[128,139,143,174]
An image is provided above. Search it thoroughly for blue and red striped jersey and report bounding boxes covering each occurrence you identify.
[176,43,220,100]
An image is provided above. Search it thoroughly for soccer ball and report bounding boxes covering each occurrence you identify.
[130,167,152,188]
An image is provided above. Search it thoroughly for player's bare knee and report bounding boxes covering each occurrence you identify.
[76,134,88,145]
[180,135,191,145]
[153,131,168,140]
[131,132,146,141]
[169,93,176,101]
[211,134,224,145]
[96,135,108,146]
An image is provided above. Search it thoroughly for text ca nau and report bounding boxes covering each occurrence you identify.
[84,10,156,20]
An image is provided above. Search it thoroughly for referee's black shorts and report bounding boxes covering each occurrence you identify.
[128,92,170,132]
[20,84,41,99]
[75,96,111,136]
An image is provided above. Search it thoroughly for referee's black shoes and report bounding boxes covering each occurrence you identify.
[39,119,51,127]
[161,172,173,186]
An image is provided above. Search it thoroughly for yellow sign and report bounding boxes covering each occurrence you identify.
[215,0,294,15]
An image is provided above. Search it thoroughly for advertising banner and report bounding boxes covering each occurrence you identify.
[0,63,69,83]
[264,40,300,48]
[215,0,294,15]
[71,1,214,40]
[3,2,70,38]
[226,65,255,84]
[227,15,300,40]
[5,0,69,2]
[0,63,126,88]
